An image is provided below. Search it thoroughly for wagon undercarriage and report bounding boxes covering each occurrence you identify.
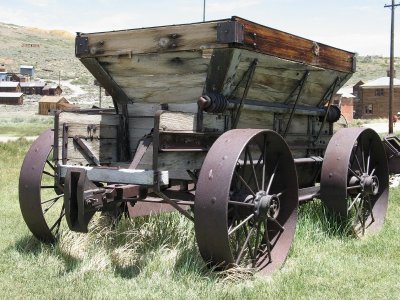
[19,16,389,276]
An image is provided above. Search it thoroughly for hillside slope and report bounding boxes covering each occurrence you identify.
[0,22,90,83]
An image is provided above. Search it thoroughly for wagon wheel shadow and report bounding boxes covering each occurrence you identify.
[11,235,81,273]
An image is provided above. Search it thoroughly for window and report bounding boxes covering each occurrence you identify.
[365,104,373,114]
[375,88,384,96]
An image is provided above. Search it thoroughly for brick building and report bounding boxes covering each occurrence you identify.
[333,87,355,122]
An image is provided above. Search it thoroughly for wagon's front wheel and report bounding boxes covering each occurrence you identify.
[194,129,298,275]
[321,128,389,236]
[19,129,65,243]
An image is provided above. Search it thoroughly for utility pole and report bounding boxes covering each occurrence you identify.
[203,0,206,22]
[385,1,400,134]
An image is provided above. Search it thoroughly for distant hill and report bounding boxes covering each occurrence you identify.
[0,21,398,89]
[0,22,91,84]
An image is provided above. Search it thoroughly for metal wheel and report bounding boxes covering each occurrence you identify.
[321,128,389,236]
[194,129,298,275]
[19,129,64,243]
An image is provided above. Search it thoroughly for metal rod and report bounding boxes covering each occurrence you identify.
[203,0,206,22]
[154,190,194,221]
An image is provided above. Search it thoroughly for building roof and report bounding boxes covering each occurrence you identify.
[42,85,60,90]
[361,77,400,88]
[20,81,46,87]
[336,86,355,98]
[0,92,23,98]
[20,65,34,69]
[0,82,20,87]
[39,96,67,103]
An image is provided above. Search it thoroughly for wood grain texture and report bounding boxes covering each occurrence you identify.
[233,17,355,73]
[80,21,226,57]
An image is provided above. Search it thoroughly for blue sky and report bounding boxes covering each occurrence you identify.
[0,0,397,55]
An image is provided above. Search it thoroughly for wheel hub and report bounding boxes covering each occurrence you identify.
[360,174,379,196]
[254,191,280,220]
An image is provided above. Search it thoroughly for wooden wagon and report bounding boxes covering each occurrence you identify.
[19,17,389,276]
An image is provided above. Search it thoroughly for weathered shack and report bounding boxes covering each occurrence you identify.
[38,96,78,115]
[20,81,46,95]
[0,92,23,105]
[42,84,62,96]
[0,81,21,92]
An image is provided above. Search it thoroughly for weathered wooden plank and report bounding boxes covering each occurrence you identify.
[233,16,355,73]
[59,165,169,186]
[158,111,225,132]
[62,124,117,139]
[99,51,210,76]
[236,109,274,129]
[111,72,206,103]
[79,21,226,57]
[137,144,206,180]
[127,103,198,116]
[58,112,119,126]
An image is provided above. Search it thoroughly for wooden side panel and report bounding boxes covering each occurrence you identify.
[57,112,119,166]
[98,51,211,103]
[227,49,349,107]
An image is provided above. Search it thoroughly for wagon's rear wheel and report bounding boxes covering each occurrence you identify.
[19,129,64,243]
[321,128,389,236]
[194,129,298,275]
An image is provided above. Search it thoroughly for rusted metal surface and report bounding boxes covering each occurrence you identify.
[321,128,389,235]
[216,21,244,44]
[194,129,298,275]
[19,129,64,243]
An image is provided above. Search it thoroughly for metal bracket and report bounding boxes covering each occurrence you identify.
[75,35,89,57]
[64,168,98,233]
[217,21,244,44]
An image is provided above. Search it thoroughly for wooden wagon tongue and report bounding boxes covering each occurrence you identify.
[18,17,389,276]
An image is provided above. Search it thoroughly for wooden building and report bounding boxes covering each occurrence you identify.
[354,76,400,119]
[0,92,23,105]
[0,82,21,92]
[333,87,355,122]
[20,65,35,77]
[42,84,62,96]
[20,81,46,95]
[38,96,78,115]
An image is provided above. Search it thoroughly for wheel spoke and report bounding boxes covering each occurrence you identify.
[252,220,262,266]
[348,167,361,180]
[41,194,63,205]
[266,161,279,195]
[262,135,267,191]
[228,200,255,208]
[366,148,371,174]
[268,217,285,231]
[348,193,361,212]
[46,159,55,171]
[228,213,254,236]
[234,171,257,198]
[41,185,57,189]
[49,206,65,234]
[247,147,260,191]
[235,226,255,264]
[43,170,55,178]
